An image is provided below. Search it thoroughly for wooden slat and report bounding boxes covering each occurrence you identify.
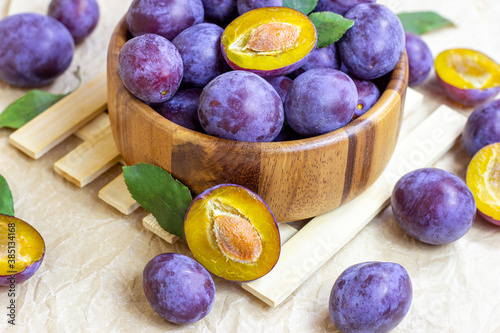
[142,214,179,244]
[98,173,140,215]
[9,72,107,159]
[242,105,467,307]
[74,112,110,142]
[404,87,424,113]
[53,122,120,187]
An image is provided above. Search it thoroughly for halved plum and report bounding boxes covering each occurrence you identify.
[221,7,317,77]
[466,143,500,226]
[184,184,280,281]
[435,49,500,107]
[0,215,45,286]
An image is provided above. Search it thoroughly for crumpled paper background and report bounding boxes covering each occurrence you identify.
[1,0,500,331]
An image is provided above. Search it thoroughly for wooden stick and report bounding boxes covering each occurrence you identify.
[53,122,120,187]
[9,72,107,159]
[98,173,140,215]
[142,214,180,244]
[74,112,110,142]
[242,105,467,307]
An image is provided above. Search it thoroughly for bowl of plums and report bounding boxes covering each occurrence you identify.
[107,0,408,222]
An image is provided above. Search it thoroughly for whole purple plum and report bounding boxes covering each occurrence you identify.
[237,0,283,15]
[315,0,376,15]
[405,32,433,86]
[143,253,215,324]
[338,4,405,80]
[126,0,204,40]
[329,261,412,333]
[391,168,476,245]
[48,0,99,43]
[202,0,238,25]
[0,13,74,87]
[154,88,203,131]
[351,77,380,118]
[290,44,340,78]
[198,71,284,142]
[172,23,230,88]
[265,76,293,101]
[284,68,357,137]
[118,34,183,104]
[462,99,500,156]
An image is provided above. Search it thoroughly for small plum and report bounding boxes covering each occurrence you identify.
[198,71,284,142]
[338,4,405,80]
[0,13,74,87]
[405,32,433,86]
[48,0,100,43]
[329,261,412,333]
[290,44,341,78]
[462,99,500,156]
[126,0,204,40]
[143,253,215,324]
[153,88,203,132]
[391,168,476,245]
[284,68,357,137]
[118,34,183,104]
[202,0,238,25]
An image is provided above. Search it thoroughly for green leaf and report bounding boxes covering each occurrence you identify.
[283,0,318,15]
[397,11,455,35]
[0,174,14,216]
[123,163,192,241]
[309,11,354,48]
[0,90,67,129]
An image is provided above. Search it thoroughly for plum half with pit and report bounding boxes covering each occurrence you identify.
[462,99,500,156]
[126,0,204,40]
[184,184,280,281]
[284,68,357,137]
[118,34,183,104]
[143,253,215,324]
[198,71,284,142]
[338,3,405,80]
[0,13,74,87]
[329,261,412,333]
[0,215,45,286]
[153,88,203,132]
[48,0,100,43]
[405,32,433,86]
[172,23,230,88]
[391,168,476,245]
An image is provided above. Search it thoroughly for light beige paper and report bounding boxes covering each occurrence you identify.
[1,0,500,331]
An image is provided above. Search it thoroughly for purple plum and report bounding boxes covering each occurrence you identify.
[198,71,284,142]
[143,253,215,324]
[118,34,183,104]
[315,0,376,15]
[290,44,341,78]
[391,168,476,245]
[462,99,500,156]
[153,88,203,131]
[0,13,74,87]
[405,32,433,86]
[202,0,238,25]
[172,23,230,88]
[237,0,283,15]
[126,0,204,40]
[284,68,357,137]
[265,75,293,101]
[329,261,412,333]
[351,77,381,118]
[48,0,100,43]
[338,4,405,80]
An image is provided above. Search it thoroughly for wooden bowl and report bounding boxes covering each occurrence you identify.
[107,17,408,222]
